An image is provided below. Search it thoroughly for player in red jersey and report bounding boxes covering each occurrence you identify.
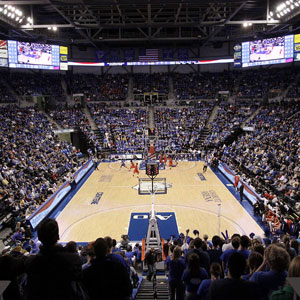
[169,157,173,169]
[164,154,167,164]
[129,160,135,172]
[234,174,240,191]
[133,163,139,177]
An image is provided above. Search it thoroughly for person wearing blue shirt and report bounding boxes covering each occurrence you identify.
[125,245,135,266]
[250,244,290,299]
[238,235,251,259]
[182,253,208,300]
[241,251,263,280]
[165,246,185,300]
[220,236,240,275]
[197,263,222,300]
[208,252,263,300]
[104,236,130,274]
[208,235,222,265]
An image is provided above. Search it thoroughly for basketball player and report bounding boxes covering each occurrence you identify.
[203,160,208,173]
[163,153,167,165]
[129,160,135,172]
[93,157,99,171]
[234,174,240,191]
[168,157,173,168]
[159,154,163,166]
[120,159,127,169]
[133,163,139,177]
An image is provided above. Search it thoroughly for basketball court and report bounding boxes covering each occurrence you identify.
[56,161,264,243]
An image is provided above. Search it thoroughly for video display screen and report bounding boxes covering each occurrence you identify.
[236,35,294,68]
[7,40,67,70]
[17,42,53,66]
[249,37,284,62]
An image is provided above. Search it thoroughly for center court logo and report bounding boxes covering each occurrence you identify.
[131,183,173,190]
[132,214,173,220]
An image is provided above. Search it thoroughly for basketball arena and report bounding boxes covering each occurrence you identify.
[0,1,300,300]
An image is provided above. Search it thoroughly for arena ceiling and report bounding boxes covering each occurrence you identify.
[0,0,299,47]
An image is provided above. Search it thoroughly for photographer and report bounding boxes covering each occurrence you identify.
[144,247,160,281]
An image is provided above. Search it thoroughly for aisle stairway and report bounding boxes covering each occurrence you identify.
[196,104,219,149]
[168,76,175,102]
[83,106,105,150]
[61,77,73,103]
[126,76,134,101]
[135,277,168,300]
[148,105,155,129]
[44,112,63,130]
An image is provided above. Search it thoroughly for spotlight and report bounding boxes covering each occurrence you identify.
[53,26,57,31]
[7,12,11,17]
[270,11,274,16]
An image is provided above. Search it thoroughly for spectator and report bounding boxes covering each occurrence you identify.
[104,236,130,274]
[185,237,210,274]
[182,253,208,300]
[82,238,132,300]
[208,235,222,265]
[208,252,263,300]
[165,246,185,300]
[238,235,251,259]
[270,256,300,300]
[144,247,157,281]
[65,241,78,254]
[250,244,290,299]
[220,236,240,274]
[242,251,263,280]
[25,219,83,300]
[197,263,222,300]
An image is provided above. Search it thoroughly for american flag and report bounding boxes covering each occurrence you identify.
[139,49,159,62]
[0,40,7,49]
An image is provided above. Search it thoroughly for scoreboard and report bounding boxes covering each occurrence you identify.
[234,34,298,68]
[0,39,68,70]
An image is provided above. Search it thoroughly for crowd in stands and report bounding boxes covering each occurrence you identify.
[154,103,214,153]
[89,103,146,152]
[49,104,100,151]
[1,219,300,300]
[235,68,299,100]
[133,73,169,94]
[67,73,129,101]
[172,72,235,100]
[205,101,257,147]
[221,101,300,203]
[0,71,17,103]
[2,67,300,299]
[0,105,83,234]
[9,72,65,102]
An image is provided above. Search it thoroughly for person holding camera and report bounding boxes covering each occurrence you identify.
[145,247,157,281]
